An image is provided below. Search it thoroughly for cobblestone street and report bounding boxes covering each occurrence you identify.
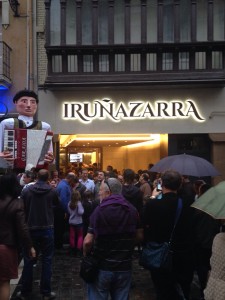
[11,248,201,300]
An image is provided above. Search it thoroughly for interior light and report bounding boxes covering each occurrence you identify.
[125,136,161,148]
[60,134,159,147]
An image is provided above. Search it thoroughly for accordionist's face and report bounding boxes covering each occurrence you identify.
[15,96,38,117]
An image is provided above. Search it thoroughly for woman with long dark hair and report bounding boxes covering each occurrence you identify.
[0,173,35,300]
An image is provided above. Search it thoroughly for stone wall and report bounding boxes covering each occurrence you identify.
[36,0,47,86]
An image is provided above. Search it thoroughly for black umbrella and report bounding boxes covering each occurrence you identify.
[150,154,220,177]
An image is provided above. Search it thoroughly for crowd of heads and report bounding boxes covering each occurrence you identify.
[2,161,212,207]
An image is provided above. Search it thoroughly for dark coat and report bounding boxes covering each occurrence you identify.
[142,192,196,299]
[0,196,32,250]
[21,181,59,230]
[142,192,195,251]
[122,184,143,213]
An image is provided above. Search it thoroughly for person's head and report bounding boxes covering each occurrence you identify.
[105,171,118,180]
[97,171,105,182]
[66,172,76,186]
[107,165,113,172]
[37,169,49,182]
[13,89,38,117]
[118,174,123,184]
[92,162,98,170]
[52,170,59,178]
[23,170,36,184]
[161,170,182,192]
[123,169,135,184]
[81,169,89,181]
[83,190,93,202]
[49,180,57,188]
[0,173,21,199]
[99,178,122,202]
[139,173,149,184]
[70,190,81,209]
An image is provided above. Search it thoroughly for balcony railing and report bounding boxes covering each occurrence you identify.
[45,42,225,87]
[0,42,12,88]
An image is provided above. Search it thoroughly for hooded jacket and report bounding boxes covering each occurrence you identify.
[88,194,140,271]
[122,184,143,213]
[89,194,139,237]
[21,181,59,230]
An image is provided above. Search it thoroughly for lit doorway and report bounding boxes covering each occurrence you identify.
[58,134,167,173]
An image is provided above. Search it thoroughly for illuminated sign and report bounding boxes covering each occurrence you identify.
[62,98,205,123]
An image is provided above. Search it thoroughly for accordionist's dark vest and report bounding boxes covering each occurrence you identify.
[13,118,42,130]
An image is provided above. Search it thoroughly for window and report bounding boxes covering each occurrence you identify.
[163,53,173,70]
[115,54,125,71]
[98,0,108,44]
[46,0,225,82]
[114,0,125,44]
[52,55,62,73]
[68,55,78,72]
[82,0,92,45]
[163,0,174,42]
[195,52,206,69]
[66,0,76,44]
[83,55,93,72]
[99,55,109,72]
[146,53,157,71]
[146,0,157,43]
[50,0,60,45]
[179,52,189,70]
[214,0,225,41]
[180,0,190,42]
[212,51,223,69]
[130,0,141,44]
[196,0,207,41]
[50,0,225,47]
[130,54,141,71]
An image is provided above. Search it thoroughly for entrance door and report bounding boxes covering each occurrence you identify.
[58,134,165,174]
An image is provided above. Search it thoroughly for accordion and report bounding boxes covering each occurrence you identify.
[4,129,53,169]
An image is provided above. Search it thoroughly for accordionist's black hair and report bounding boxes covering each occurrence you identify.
[13,89,39,103]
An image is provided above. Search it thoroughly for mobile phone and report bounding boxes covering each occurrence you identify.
[157,183,162,191]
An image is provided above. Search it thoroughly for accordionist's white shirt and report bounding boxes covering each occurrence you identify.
[0,115,52,152]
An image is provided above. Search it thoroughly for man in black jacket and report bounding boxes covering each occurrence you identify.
[142,170,195,300]
[17,169,59,300]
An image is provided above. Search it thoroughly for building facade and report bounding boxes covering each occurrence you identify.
[33,0,225,182]
[0,0,36,113]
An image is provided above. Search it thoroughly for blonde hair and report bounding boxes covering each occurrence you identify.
[69,190,81,210]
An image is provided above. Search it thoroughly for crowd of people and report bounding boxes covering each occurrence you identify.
[0,163,224,300]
